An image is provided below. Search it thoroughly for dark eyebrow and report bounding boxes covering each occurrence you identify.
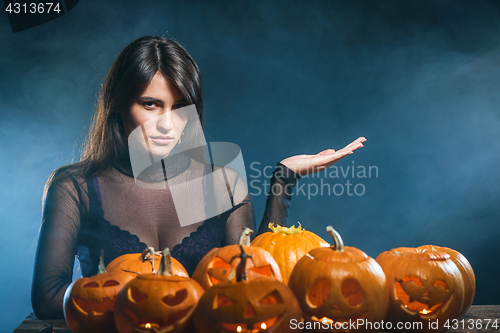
[137,97,188,105]
[138,96,163,103]
[175,99,188,104]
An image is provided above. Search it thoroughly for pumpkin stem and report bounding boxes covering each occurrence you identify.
[158,248,173,276]
[268,222,304,235]
[139,247,155,261]
[238,227,253,246]
[326,226,344,252]
[231,245,253,282]
[139,246,157,274]
[97,249,107,274]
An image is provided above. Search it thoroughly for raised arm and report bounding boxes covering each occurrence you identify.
[259,137,366,234]
[31,172,84,319]
[224,137,366,241]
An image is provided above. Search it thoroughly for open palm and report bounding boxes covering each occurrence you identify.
[280,137,366,176]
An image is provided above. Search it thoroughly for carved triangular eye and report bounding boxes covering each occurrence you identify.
[250,265,273,277]
[214,294,235,309]
[211,257,233,269]
[162,289,187,306]
[259,290,283,305]
[103,280,120,287]
[83,282,99,288]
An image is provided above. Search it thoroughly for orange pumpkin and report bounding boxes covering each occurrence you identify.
[288,226,389,332]
[106,246,188,277]
[251,222,330,284]
[114,248,204,333]
[192,228,282,290]
[418,245,475,316]
[63,250,134,333]
[193,246,303,333]
[376,246,469,333]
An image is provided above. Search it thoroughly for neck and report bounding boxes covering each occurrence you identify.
[113,150,191,182]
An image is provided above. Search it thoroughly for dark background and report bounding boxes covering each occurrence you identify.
[1,0,500,330]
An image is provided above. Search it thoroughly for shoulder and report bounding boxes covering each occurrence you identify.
[43,163,92,203]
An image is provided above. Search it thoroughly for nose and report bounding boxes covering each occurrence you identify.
[156,110,173,133]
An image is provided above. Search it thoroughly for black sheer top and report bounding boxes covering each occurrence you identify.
[31,157,300,319]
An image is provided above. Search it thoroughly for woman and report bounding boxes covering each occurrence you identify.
[31,36,365,319]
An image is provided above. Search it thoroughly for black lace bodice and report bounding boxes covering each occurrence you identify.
[31,159,300,319]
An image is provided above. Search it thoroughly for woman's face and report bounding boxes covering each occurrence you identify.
[124,72,189,157]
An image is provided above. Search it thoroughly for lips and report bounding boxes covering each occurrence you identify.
[150,135,174,145]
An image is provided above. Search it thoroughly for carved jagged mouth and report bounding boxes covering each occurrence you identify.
[73,297,116,316]
[218,313,283,332]
[310,313,366,332]
[400,292,454,316]
[123,305,194,333]
[394,280,453,316]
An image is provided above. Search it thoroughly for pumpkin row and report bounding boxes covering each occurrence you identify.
[63,224,475,333]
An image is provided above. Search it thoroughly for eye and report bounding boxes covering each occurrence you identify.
[307,278,331,307]
[162,289,188,306]
[250,265,274,277]
[342,278,363,307]
[142,101,158,109]
[210,257,233,269]
[213,294,235,309]
[433,280,449,291]
[102,280,120,287]
[83,282,99,288]
[129,287,148,302]
[172,103,188,110]
[401,275,423,287]
[259,290,283,305]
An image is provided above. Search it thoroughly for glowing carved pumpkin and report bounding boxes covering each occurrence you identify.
[192,228,282,290]
[288,226,389,332]
[106,247,188,277]
[114,248,204,333]
[417,245,475,316]
[193,246,303,333]
[251,222,330,284]
[63,250,134,333]
[376,246,468,333]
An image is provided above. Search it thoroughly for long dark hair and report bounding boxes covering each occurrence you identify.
[44,36,203,198]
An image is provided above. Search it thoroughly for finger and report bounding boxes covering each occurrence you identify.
[345,137,366,148]
[343,137,366,151]
[318,138,366,157]
[312,149,353,166]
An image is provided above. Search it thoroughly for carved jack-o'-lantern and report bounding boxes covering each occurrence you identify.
[192,228,282,289]
[418,245,475,317]
[288,227,389,332]
[376,246,468,333]
[107,247,188,277]
[114,248,204,333]
[64,250,134,333]
[193,246,303,333]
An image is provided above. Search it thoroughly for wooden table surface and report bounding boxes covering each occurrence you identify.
[13,305,500,333]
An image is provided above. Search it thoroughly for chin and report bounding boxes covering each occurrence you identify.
[149,145,176,158]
